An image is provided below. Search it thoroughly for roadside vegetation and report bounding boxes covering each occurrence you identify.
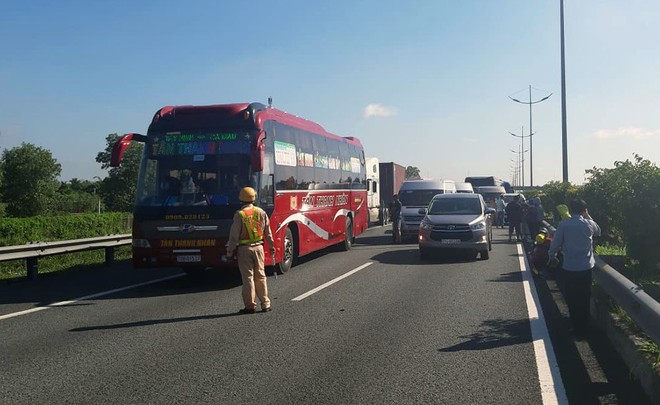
[535,154,660,287]
[531,154,660,370]
[0,135,140,279]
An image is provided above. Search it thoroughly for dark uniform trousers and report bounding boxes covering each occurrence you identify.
[562,268,593,333]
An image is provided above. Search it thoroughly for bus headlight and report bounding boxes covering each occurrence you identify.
[133,239,151,248]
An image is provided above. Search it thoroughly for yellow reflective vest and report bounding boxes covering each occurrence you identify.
[238,207,264,244]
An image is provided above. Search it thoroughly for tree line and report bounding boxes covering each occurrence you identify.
[0,134,142,218]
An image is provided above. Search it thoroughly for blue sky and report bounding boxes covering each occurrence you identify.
[2,1,659,186]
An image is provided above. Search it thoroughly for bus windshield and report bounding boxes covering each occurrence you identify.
[135,153,254,207]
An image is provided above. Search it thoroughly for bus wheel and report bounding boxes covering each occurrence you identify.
[278,228,295,274]
[340,217,353,251]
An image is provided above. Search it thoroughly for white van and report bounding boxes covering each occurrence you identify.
[398,179,457,239]
[454,182,474,193]
[475,185,506,208]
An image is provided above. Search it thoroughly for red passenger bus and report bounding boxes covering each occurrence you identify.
[111,102,368,274]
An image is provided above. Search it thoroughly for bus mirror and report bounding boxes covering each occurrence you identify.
[110,133,146,167]
[251,139,265,172]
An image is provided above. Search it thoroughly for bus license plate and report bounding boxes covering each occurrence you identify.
[177,255,201,263]
[441,239,461,244]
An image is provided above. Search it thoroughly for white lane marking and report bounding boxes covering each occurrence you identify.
[0,274,184,321]
[292,262,373,301]
[517,243,568,405]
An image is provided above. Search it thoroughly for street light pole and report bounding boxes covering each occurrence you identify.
[510,85,552,187]
[511,147,528,188]
[510,159,519,187]
[509,159,520,187]
[509,126,532,187]
[560,0,569,183]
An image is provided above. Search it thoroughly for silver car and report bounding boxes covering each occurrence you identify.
[418,193,494,260]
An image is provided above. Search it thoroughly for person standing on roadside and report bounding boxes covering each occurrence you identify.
[505,195,523,242]
[526,198,539,239]
[548,198,601,338]
[389,194,402,243]
[226,187,276,314]
[496,195,505,229]
[528,197,545,239]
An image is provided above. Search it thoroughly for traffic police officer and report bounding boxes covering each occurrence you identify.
[226,187,276,314]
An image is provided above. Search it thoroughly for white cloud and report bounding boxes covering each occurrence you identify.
[592,127,660,140]
[363,103,396,118]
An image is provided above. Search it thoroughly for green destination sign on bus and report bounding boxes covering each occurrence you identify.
[160,133,239,143]
[151,132,248,156]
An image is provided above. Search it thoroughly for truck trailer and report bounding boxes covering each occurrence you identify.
[379,161,406,223]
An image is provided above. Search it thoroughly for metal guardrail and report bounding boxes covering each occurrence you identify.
[542,221,660,345]
[593,256,660,345]
[0,234,132,279]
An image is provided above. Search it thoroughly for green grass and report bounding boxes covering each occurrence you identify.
[0,246,132,280]
[612,304,660,371]
[640,341,660,370]
[595,243,626,256]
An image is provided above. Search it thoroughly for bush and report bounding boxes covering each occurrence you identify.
[52,192,102,214]
[0,213,132,246]
[538,181,580,223]
[581,156,660,277]
[544,155,660,282]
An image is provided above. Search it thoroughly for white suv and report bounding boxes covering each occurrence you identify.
[418,193,494,260]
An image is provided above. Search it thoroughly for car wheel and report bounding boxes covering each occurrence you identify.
[481,250,489,260]
[419,246,430,260]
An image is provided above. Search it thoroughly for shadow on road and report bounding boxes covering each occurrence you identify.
[368,248,480,266]
[0,263,244,307]
[437,318,531,352]
[69,311,249,332]
[488,271,523,283]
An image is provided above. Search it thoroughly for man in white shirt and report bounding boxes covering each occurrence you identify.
[548,199,601,338]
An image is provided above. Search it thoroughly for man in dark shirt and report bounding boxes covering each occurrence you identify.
[505,195,523,242]
[389,194,402,243]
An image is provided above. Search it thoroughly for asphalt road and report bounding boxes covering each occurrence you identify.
[0,227,651,404]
